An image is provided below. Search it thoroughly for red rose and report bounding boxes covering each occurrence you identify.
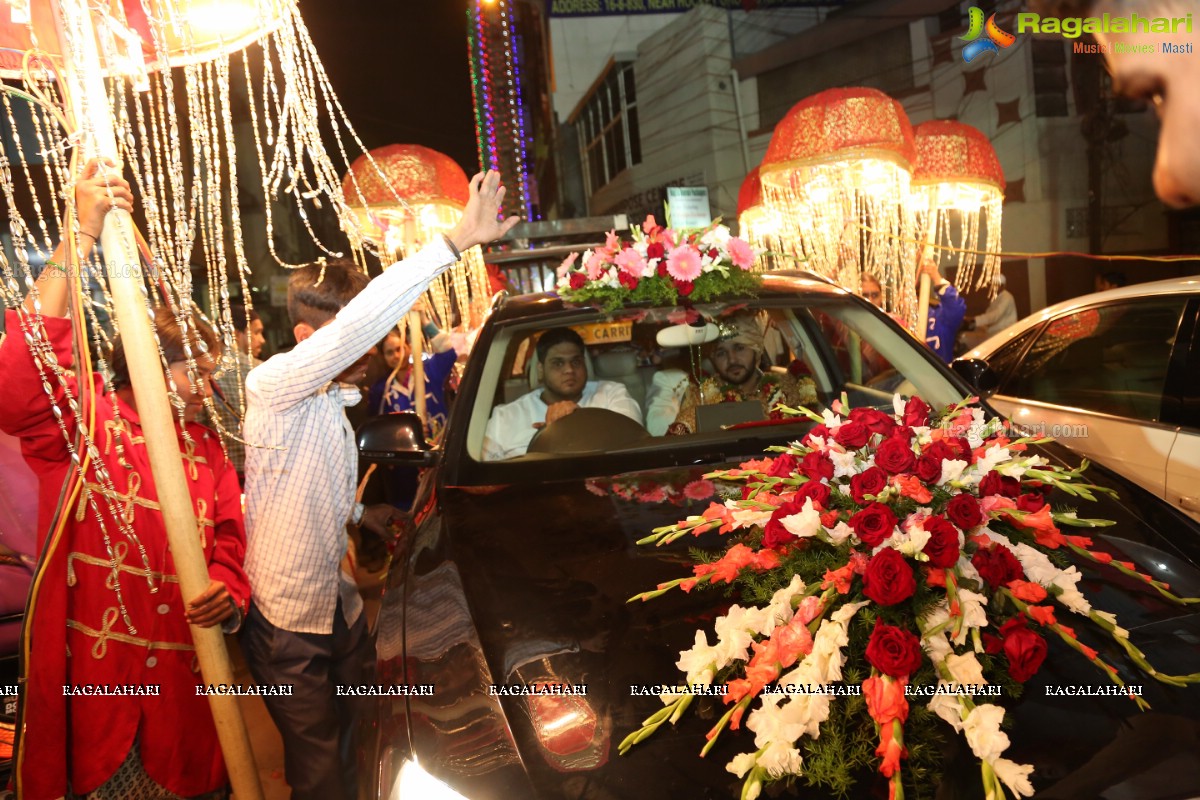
[863,548,916,606]
[945,436,973,462]
[849,466,888,504]
[656,261,670,277]
[833,421,871,449]
[568,272,586,289]
[1000,617,1048,682]
[794,480,832,509]
[849,407,896,437]
[675,280,694,296]
[915,455,941,483]
[921,515,961,568]
[923,440,956,466]
[646,242,665,260]
[865,620,923,678]
[1016,493,1045,513]
[848,503,898,547]
[978,470,1020,498]
[874,436,917,475]
[707,247,719,259]
[972,544,1024,589]
[945,493,983,531]
[903,396,931,427]
[618,271,638,290]
[762,500,808,548]
[800,451,835,481]
[767,454,798,478]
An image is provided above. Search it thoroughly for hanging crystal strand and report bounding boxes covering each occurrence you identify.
[243,37,286,268]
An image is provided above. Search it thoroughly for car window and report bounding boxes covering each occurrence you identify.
[981,327,1039,385]
[999,298,1187,423]
[465,296,964,467]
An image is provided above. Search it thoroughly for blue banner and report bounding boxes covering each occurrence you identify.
[547,0,839,17]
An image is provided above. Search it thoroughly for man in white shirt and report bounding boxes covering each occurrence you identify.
[961,274,1018,349]
[239,171,517,800]
[483,327,642,460]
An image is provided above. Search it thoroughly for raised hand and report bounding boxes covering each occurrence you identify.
[76,157,134,242]
[447,170,521,252]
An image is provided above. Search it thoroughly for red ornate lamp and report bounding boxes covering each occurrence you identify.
[910,120,1005,293]
[759,87,918,316]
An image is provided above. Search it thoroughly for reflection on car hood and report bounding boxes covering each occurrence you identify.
[391,448,1200,800]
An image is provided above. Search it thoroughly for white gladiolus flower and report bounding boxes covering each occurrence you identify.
[781,498,822,539]
[927,690,964,732]
[921,628,953,664]
[729,500,774,530]
[1050,565,1091,614]
[830,448,859,478]
[881,527,930,559]
[963,704,1010,762]
[727,752,758,778]
[992,757,1036,797]
[938,459,969,485]
[1012,543,1059,585]
[944,652,986,686]
[892,394,906,416]
[821,408,843,428]
[955,589,990,644]
[826,521,855,545]
[676,630,720,685]
[758,741,804,779]
[712,606,760,663]
[974,445,1011,475]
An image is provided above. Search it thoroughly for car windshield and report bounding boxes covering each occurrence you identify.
[457,287,968,479]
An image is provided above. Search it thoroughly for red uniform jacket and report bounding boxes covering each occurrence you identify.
[0,309,251,799]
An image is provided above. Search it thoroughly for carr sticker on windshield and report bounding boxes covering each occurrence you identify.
[573,321,633,345]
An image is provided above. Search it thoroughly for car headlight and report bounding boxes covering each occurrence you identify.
[388,758,471,800]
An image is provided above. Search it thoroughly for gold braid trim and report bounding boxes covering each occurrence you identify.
[67,607,195,660]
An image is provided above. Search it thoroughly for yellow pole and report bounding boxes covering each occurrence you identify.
[408,311,427,422]
[53,2,263,797]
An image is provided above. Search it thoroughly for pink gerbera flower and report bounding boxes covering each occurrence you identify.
[727,237,755,270]
[666,245,702,282]
[614,247,647,278]
[586,251,609,280]
[683,479,715,500]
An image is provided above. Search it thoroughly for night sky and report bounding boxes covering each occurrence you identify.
[295,0,480,175]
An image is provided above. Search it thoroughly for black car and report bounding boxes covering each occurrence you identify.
[356,273,1200,800]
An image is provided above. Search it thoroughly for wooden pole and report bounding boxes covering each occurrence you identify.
[53,2,263,797]
[408,310,427,422]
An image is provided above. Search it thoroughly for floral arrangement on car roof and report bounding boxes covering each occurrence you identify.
[620,395,1200,800]
[556,215,762,311]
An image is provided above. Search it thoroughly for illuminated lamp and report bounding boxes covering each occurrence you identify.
[910,120,1005,295]
[759,87,917,314]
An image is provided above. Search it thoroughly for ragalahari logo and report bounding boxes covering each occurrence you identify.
[961,7,1017,62]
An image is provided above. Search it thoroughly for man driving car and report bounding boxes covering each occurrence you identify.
[482,327,642,460]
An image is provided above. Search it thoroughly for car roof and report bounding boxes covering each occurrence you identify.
[488,270,852,324]
[966,275,1200,358]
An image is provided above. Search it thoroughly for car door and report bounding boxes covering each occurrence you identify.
[986,296,1190,507]
[1163,297,1200,522]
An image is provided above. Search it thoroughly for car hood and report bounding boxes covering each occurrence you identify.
[381,448,1200,800]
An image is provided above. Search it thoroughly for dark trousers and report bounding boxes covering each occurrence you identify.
[239,600,368,800]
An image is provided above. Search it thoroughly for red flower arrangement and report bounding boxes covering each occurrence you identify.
[620,396,1200,800]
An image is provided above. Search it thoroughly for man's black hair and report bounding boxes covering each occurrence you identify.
[536,327,585,363]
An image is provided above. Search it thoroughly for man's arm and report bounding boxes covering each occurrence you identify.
[248,171,519,411]
[974,292,1014,329]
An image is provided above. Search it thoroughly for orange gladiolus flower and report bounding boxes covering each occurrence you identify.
[1026,605,1057,627]
[892,474,933,504]
[1006,580,1048,603]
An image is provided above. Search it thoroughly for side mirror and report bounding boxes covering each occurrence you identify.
[357,413,439,466]
[950,358,1000,395]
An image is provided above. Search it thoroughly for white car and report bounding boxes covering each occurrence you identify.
[963,277,1200,522]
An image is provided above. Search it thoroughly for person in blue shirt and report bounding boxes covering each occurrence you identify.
[368,324,457,442]
[918,259,966,364]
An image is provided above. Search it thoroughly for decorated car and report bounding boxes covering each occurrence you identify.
[357,257,1200,800]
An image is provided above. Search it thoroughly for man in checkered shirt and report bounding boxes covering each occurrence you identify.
[239,171,517,800]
